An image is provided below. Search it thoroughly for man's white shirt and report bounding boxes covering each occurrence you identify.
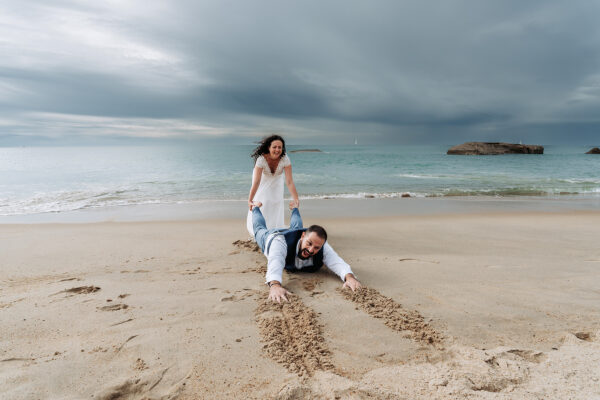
[264,233,353,284]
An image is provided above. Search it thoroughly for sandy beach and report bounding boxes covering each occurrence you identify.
[4,1,600,398]
[1,208,600,399]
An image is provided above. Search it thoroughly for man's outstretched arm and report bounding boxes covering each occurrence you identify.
[265,236,292,302]
[322,243,362,291]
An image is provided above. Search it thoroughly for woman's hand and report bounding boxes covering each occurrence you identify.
[248,200,262,210]
[289,198,300,210]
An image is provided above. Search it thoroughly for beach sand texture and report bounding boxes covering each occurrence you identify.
[1,212,600,399]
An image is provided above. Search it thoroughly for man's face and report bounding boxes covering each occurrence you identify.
[298,231,325,259]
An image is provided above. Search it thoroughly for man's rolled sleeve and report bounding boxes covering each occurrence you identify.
[322,242,353,281]
[264,235,287,284]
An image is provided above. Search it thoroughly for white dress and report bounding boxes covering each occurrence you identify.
[246,154,291,237]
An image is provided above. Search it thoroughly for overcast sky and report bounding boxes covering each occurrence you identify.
[1,1,600,145]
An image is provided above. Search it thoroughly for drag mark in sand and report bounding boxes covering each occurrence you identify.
[0,297,25,309]
[110,318,134,327]
[1,357,35,362]
[255,293,334,376]
[338,287,443,347]
[116,335,138,353]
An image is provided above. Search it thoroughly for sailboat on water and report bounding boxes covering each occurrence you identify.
[354,137,358,145]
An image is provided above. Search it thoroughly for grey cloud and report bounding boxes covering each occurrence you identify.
[1,0,600,144]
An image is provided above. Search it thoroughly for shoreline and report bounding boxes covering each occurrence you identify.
[1,196,599,224]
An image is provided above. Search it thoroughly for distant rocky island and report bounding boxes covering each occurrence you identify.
[289,149,322,153]
[586,147,600,154]
[447,142,544,155]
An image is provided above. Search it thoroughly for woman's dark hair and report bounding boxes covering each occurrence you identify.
[251,135,286,161]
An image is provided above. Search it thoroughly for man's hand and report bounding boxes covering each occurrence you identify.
[342,273,362,291]
[289,198,299,210]
[268,282,291,303]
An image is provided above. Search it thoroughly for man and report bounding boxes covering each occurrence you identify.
[250,200,362,303]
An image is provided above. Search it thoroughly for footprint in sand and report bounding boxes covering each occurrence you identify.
[232,239,261,253]
[93,367,170,400]
[574,332,595,342]
[254,293,334,377]
[398,258,440,264]
[234,289,258,301]
[57,277,81,282]
[52,286,101,296]
[338,287,444,348]
[242,264,267,274]
[133,358,149,370]
[179,267,202,275]
[302,277,323,292]
[505,349,547,363]
[486,265,525,269]
[98,303,129,311]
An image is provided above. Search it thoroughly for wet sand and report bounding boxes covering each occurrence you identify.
[1,211,599,399]
[2,196,599,223]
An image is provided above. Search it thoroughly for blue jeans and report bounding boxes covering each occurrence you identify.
[252,207,303,253]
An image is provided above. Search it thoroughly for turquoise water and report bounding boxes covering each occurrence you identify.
[1,144,599,216]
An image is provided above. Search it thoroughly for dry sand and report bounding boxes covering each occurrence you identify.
[1,211,599,399]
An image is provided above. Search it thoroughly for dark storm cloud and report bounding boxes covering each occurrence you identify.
[1,0,600,144]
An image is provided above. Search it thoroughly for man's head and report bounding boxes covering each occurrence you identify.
[298,225,327,259]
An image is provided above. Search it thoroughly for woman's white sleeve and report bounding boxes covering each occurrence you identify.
[256,155,267,169]
[282,155,291,167]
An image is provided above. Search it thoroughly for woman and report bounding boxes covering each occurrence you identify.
[247,135,299,237]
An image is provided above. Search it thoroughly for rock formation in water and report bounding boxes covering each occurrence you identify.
[447,142,544,155]
[585,147,600,154]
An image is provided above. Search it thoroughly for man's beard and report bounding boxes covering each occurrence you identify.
[298,247,312,259]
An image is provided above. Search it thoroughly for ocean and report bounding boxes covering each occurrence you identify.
[1,144,599,217]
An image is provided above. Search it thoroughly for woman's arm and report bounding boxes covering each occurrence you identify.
[284,165,299,208]
[248,166,263,210]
